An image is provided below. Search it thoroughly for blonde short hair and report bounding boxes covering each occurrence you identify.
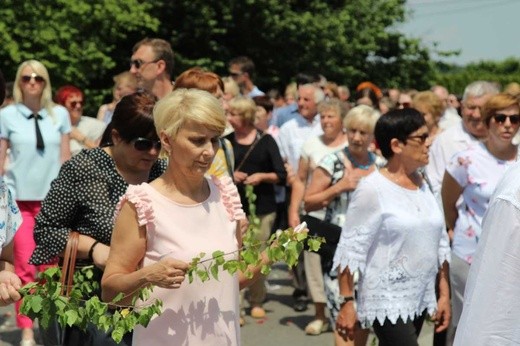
[229,96,256,126]
[222,76,240,98]
[343,104,380,133]
[154,88,226,144]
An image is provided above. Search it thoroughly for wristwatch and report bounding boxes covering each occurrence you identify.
[339,295,354,307]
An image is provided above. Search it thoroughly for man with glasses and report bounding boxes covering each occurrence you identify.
[228,56,264,98]
[130,38,174,99]
[426,81,499,195]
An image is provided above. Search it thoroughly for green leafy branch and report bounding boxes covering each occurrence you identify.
[186,185,325,283]
[19,186,324,343]
[19,266,162,343]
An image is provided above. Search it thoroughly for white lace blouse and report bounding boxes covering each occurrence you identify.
[332,170,451,327]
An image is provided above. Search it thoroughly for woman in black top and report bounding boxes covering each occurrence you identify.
[225,96,286,319]
[30,91,166,346]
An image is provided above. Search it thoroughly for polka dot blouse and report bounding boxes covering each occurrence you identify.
[30,148,167,265]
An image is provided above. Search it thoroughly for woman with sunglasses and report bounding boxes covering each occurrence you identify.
[334,108,451,346]
[30,91,165,345]
[441,93,520,337]
[0,60,71,346]
[55,85,106,156]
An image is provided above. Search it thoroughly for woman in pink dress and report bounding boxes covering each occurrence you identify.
[102,88,271,345]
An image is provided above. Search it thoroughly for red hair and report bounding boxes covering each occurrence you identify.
[356,81,382,99]
[54,85,83,106]
[173,67,224,95]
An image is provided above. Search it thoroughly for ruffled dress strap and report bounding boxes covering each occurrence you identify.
[211,175,246,221]
[114,184,155,228]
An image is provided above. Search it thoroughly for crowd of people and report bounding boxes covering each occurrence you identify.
[0,37,518,346]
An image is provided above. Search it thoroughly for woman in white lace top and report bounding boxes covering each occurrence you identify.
[333,108,451,345]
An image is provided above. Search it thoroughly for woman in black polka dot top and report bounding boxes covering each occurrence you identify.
[29,91,166,345]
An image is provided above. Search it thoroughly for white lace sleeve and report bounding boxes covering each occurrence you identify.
[438,225,451,266]
[332,177,382,274]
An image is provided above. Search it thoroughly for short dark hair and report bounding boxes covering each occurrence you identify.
[100,91,158,146]
[229,56,255,77]
[133,38,175,77]
[253,95,273,113]
[375,108,426,159]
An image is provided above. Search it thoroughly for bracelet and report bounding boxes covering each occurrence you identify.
[88,240,100,262]
[339,295,355,307]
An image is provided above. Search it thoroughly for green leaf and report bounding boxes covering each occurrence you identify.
[112,292,125,304]
[65,310,79,326]
[210,264,220,280]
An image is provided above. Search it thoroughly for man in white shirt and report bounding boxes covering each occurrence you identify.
[428,81,499,346]
[426,81,499,195]
[278,83,324,312]
[454,161,520,345]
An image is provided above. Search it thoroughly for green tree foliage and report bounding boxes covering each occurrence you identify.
[433,58,520,96]
[149,0,433,90]
[1,0,434,112]
[0,0,158,110]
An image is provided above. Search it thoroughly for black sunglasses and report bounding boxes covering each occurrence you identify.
[21,73,45,84]
[130,59,159,69]
[70,101,83,108]
[406,133,429,144]
[131,137,161,151]
[229,71,243,78]
[493,113,520,125]
[397,102,411,108]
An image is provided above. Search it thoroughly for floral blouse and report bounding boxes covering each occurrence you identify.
[0,178,21,250]
[446,142,518,264]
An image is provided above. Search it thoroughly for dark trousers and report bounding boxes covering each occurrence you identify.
[373,312,426,346]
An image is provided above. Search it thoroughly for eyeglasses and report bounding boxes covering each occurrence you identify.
[21,73,45,84]
[493,113,520,125]
[70,101,83,108]
[130,59,159,69]
[131,137,161,151]
[406,133,429,144]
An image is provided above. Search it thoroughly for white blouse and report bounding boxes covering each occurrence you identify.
[332,170,451,327]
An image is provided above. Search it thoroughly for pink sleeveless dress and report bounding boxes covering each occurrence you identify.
[116,176,245,346]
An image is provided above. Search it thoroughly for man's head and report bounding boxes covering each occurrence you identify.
[297,84,325,121]
[228,56,256,89]
[461,81,500,138]
[130,38,174,92]
[431,85,449,111]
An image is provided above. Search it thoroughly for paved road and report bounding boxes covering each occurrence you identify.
[0,263,434,345]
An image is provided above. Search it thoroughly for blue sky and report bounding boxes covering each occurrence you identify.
[398,0,520,65]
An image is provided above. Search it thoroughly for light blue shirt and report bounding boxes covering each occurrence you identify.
[247,85,265,98]
[0,103,71,200]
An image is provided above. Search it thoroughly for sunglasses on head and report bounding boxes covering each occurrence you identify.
[493,113,520,125]
[21,73,45,84]
[406,133,429,144]
[131,137,161,151]
[130,59,159,69]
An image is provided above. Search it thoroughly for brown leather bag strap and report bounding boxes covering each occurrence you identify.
[60,231,80,297]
